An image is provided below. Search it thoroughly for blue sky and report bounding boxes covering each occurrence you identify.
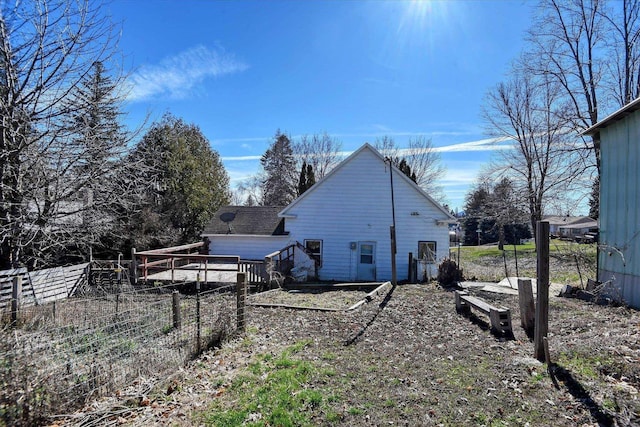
[108,0,534,212]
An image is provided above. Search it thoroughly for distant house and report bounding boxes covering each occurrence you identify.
[203,206,289,261]
[543,215,598,239]
[203,143,455,282]
[584,97,640,308]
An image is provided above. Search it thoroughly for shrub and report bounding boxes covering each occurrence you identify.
[437,258,463,287]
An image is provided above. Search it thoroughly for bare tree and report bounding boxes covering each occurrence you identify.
[601,0,640,105]
[0,0,127,268]
[235,174,264,206]
[293,132,343,180]
[526,0,604,170]
[526,0,640,174]
[373,135,445,198]
[483,70,586,237]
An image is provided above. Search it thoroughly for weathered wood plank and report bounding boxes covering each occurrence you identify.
[460,294,495,314]
[518,278,535,336]
[455,290,512,335]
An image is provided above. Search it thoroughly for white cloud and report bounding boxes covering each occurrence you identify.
[220,136,513,163]
[432,137,513,153]
[125,45,248,102]
[223,155,262,162]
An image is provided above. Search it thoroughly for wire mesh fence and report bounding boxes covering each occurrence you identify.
[0,281,239,426]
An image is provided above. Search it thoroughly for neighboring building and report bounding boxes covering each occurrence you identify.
[203,143,455,282]
[202,206,289,261]
[584,97,640,308]
[543,215,598,239]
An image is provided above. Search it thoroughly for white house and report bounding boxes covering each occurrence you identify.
[543,215,598,238]
[203,143,455,282]
[584,97,640,308]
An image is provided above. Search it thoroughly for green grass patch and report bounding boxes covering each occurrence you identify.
[321,351,336,361]
[197,339,339,426]
[557,351,612,379]
[458,241,595,260]
[347,407,364,415]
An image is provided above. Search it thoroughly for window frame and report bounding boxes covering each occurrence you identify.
[304,239,323,267]
[418,241,437,264]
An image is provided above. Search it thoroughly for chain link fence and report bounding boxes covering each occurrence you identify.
[0,281,240,426]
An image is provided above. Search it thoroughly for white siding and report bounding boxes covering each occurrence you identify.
[283,147,450,282]
[207,235,292,260]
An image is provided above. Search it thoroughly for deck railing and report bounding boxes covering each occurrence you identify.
[134,243,266,285]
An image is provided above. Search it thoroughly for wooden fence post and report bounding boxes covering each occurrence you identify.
[237,272,247,333]
[264,255,272,287]
[534,221,550,362]
[172,290,181,329]
[517,278,535,336]
[130,247,138,286]
[11,276,22,326]
[196,277,201,354]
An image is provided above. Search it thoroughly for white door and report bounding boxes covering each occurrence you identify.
[357,241,376,281]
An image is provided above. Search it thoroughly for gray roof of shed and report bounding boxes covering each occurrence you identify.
[203,206,287,236]
[543,215,596,227]
[583,96,640,137]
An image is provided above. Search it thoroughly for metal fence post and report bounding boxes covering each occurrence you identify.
[236,272,247,333]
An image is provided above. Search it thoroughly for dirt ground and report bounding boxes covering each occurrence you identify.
[57,283,640,427]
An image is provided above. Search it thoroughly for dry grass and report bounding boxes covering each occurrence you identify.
[72,283,640,426]
[0,288,235,427]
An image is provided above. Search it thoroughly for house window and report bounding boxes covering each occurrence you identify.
[304,239,322,267]
[418,241,437,264]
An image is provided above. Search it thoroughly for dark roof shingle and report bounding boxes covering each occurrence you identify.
[203,206,287,236]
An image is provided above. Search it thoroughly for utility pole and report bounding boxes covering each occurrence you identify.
[386,158,397,286]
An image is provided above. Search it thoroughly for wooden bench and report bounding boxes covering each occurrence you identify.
[455,290,512,335]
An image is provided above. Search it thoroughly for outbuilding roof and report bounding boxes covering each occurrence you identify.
[203,206,287,236]
[583,96,640,137]
[542,215,596,227]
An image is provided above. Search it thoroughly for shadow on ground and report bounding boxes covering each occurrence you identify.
[550,363,615,427]
[343,284,396,346]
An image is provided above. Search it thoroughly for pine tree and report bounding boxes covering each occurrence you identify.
[588,176,599,220]
[298,160,308,196]
[261,130,297,206]
[306,163,316,188]
[296,161,317,196]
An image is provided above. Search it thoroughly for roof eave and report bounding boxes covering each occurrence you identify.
[583,96,640,136]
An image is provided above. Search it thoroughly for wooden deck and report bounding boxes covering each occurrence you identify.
[142,261,266,284]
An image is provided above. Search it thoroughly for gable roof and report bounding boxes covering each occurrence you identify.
[583,96,640,137]
[203,206,287,236]
[279,143,455,220]
[543,215,596,227]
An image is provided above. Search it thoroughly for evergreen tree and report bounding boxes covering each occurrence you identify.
[298,160,308,196]
[306,163,316,188]
[588,176,599,220]
[0,0,124,268]
[461,179,531,246]
[261,130,297,206]
[392,158,418,184]
[461,185,491,245]
[45,60,133,260]
[297,161,316,196]
[129,114,230,248]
